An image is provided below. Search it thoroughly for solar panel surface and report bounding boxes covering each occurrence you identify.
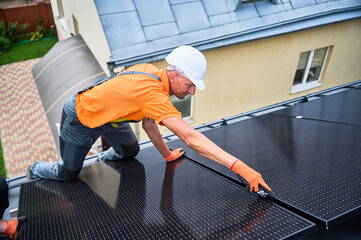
[274,88,361,126]
[168,113,361,228]
[18,147,315,239]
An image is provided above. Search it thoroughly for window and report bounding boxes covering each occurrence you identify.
[57,0,64,18]
[291,47,330,94]
[170,94,192,120]
[57,0,67,30]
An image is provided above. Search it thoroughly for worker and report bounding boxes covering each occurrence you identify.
[0,176,25,240]
[26,45,273,196]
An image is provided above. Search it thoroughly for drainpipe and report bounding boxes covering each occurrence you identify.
[107,61,115,75]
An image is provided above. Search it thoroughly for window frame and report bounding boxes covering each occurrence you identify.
[291,47,330,94]
[170,94,193,123]
[56,0,67,30]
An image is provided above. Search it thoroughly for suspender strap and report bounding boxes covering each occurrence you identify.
[79,71,161,94]
[120,71,160,81]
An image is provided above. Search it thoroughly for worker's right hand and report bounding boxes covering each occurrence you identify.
[231,160,274,198]
[4,216,26,240]
[163,148,184,162]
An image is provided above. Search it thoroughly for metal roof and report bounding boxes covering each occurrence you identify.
[93,0,361,69]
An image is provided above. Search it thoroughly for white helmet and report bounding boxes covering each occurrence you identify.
[166,45,207,90]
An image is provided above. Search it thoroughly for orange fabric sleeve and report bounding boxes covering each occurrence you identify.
[143,92,181,124]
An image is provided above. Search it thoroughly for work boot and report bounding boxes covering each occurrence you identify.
[25,164,34,181]
[96,152,105,162]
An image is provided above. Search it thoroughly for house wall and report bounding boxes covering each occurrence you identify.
[50,0,110,73]
[135,19,361,142]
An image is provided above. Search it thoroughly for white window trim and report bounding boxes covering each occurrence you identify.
[291,81,322,94]
[183,95,194,124]
[59,17,67,30]
[291,47,329,94]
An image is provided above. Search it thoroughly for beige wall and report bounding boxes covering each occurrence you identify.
[136,19,361,142]
[50,0,111,73]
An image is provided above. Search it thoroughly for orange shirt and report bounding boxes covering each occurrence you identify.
[75,63,181,128]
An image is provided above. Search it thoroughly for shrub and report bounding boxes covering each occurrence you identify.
[30,26,44,42]
[7,21,19,42]
[45,25,57,38]
[0,35,11,52]
[18,23,30,34]
[30,18,47,42]
[0,21,6,36]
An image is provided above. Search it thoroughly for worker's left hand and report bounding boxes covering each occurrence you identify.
[164,148,184,162]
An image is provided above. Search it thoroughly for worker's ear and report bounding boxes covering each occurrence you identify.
[168,71,177,84]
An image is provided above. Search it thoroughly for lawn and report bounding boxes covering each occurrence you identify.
[0,132,6,179]
[0,38,58,65]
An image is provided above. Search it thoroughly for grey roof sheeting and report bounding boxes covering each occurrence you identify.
[32,35,106,149]
[93,0,361,69]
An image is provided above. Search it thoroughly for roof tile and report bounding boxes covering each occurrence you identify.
[209,12,238,27]
[144,22,180,41]
[236,3,260,21]
[152,27,220,50]
[255,1,282,16]
[290,0,316,9]
[203,0,230,16]
[110,42,154,62]
[327,0,361,9]
[172,2,211,33]
[95,0,135,15]
[134,0,175,26]
[100,12,145,49]
[169,0,195,4]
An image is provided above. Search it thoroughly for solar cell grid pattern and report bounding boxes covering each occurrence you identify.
[17,147,314,239]
[167,114,361,227]
[273,88,361,125]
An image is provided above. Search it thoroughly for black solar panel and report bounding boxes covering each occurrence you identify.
[273,88,361,125]
[18,147,315,239]
[168,114,361,228]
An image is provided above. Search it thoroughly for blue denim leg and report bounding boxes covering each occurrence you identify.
[97,122,139,161]
[30,95,101,180]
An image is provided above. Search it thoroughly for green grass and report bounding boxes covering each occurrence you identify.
[0,131,6,179]
[0,38,58,65]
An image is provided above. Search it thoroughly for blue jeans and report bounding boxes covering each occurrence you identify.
[29,95,140,181]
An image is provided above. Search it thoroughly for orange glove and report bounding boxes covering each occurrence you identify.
[4,218,18,240]
[231,160,274,197]
[164,148,184,162]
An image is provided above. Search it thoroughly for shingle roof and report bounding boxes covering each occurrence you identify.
[93,0,361,69]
